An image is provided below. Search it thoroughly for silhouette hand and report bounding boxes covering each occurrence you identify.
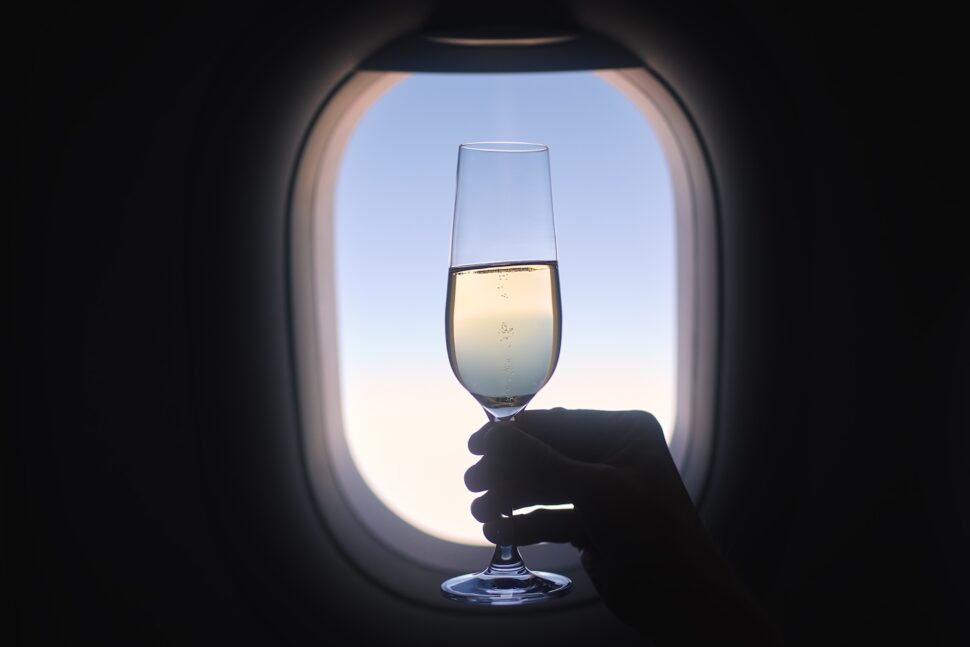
[465,408,781,645]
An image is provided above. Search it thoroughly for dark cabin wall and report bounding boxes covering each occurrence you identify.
[581,3,969,644]
[10,1,966,645]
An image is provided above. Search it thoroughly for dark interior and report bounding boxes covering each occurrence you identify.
[11,1,967,644]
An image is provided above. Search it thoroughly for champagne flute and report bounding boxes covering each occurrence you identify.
[441,142,572,604]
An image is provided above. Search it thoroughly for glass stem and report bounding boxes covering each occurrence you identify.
[484,543,527,575]
[483,413,529,575]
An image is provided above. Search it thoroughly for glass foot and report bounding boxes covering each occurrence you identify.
[441,564,572,605]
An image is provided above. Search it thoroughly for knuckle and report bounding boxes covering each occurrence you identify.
[470,497,486,522]
[464,462,484,491]
[482,521,499,544]
[629,410,664,442]
[471,494,497,522]
[468,426,490,454]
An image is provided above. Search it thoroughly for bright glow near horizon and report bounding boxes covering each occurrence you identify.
[333,71,676,546]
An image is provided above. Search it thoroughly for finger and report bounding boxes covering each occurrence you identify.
[469,410,657,461]
[483,508,583,546]
[482,423,606,505]
[471,486,574,523]
[467,450,576,505]
[467,421,496,455]
[463,456,493,493]
[482,516,514,545]
[513,408,666,463]
[470,491,503,523]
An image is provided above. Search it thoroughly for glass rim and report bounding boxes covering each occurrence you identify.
[459,141,549,153]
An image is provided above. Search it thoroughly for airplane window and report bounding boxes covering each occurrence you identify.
[333,71,676,546]
[289,59,717,603]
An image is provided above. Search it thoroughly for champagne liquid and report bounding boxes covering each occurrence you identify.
[446,261,561,420]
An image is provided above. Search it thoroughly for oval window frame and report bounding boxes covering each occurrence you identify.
[288,35,720,610]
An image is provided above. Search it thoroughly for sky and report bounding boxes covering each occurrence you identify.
[332,71,676,546]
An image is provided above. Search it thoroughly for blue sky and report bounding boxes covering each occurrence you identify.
[332,71,676,545]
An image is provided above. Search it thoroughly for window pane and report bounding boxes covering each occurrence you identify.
[333,71,676,546]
